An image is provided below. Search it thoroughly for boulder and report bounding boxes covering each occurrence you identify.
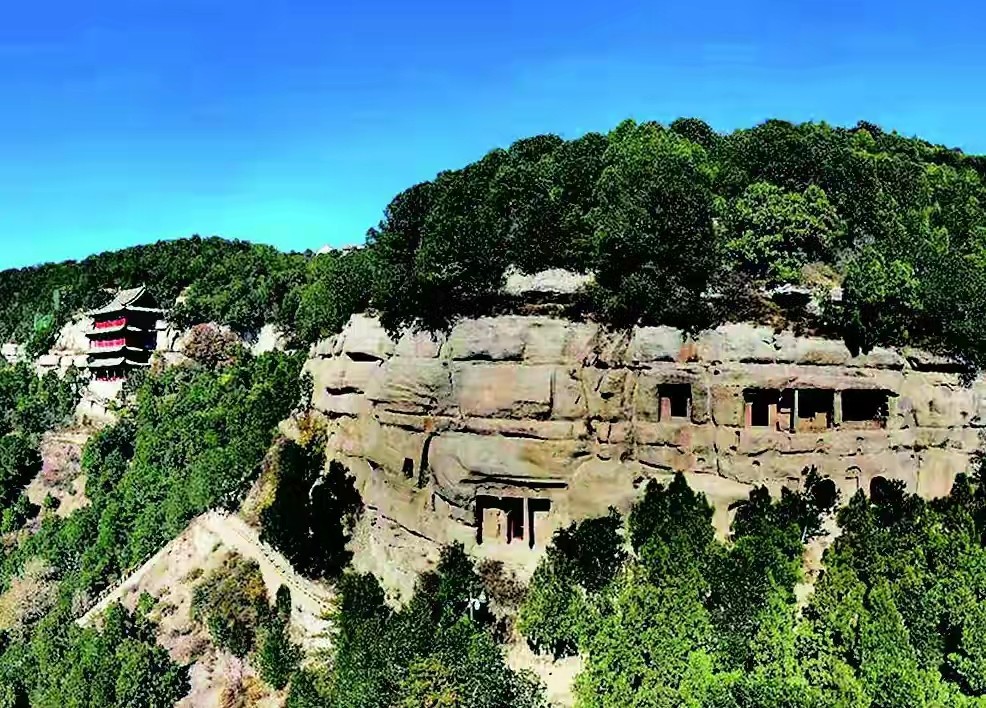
[696,324,776,363]
[53,317,92,353]
[551,367,588,420]
[626,326,686,364]
[251,324,289,354]
[521,319,579,364]
[358,418,429,476]
[394,329,445,359]
[773,333,850,366]
[566,458,638,520]
[458,418,582,441]
[501,267,594,296]
[36,354,59,368]
[156,327,182,352]
[581,369,633,421]
[313,391,364,418]
[427,432,580,506]
[338,315,394,361]
[308,357,382,395]
[311,335,337,358]
[1,343,24,363]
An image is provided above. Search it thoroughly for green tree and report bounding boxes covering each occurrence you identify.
[670,117,721,152]
[858,582,929,707]
[280,247,374,344]
[113,638,188,708]
[490,133,606,273]
[628,473,716,582]
[722,181,845,284]
[191,555,269,658]
[841,245,924,355]
[592,120,719,328]
[518,552,587,658]
[574,568,712,708]
[285,669,329,707]
[0,435,40,509]
[255,613,302,690]
[368,182,437,333]
[327,549,545,708]
[260,441,363,579]
[413,151,511,327]
[25,603,187,707]
[519,509,625,657]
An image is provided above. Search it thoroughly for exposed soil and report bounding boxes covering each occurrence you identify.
[78,510,335,707]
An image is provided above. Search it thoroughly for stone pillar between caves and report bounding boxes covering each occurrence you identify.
[792,389,799,433]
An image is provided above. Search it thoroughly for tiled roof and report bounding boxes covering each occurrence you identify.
[86,286,164,317]
[87,356,150,368]
[87,357,127,368]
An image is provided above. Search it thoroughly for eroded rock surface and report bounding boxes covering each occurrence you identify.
[309,314,986,594]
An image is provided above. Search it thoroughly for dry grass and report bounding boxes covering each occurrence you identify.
[0,558,59,640]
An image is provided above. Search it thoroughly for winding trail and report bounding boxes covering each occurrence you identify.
[78,510,334,627]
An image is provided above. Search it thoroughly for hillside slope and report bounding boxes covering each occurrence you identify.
[3,114,986,706]
[79,510,333,706]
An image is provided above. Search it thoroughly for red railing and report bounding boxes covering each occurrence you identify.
[92,338,126,349]
[94,373,125,382]
[93,317,126,330]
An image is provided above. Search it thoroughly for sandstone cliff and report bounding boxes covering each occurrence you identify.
[307,314,984,595]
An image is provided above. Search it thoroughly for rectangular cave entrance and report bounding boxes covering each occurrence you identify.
[744,388,780,428]
[793,388,834,432]
[476,495,552,549]
[842,389,890,428]
[658,383,691,422]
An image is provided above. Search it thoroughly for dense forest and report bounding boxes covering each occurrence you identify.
[510,469,986,707]
[3,117,986,369]
[0,236,374,356]
[1,117,986,706]
[0,346,305,705]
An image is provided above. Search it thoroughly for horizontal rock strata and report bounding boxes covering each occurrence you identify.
[308,314,986,588]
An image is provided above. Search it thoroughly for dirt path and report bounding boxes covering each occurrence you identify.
[200,510,335,617]
[78,510,334,629]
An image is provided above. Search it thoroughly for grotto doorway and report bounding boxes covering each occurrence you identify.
[476,495,553,549]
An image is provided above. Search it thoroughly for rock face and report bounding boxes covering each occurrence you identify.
[501,267,594,296]
[309,314,984,593]
[2,343,25,365]
[31,316,94,377]
[250,323,290,355]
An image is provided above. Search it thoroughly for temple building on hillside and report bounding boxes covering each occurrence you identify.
[85,286,163,381]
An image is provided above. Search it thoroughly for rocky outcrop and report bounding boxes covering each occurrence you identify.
[501,267,594,297]
[249,323,291,355]
[1,343,24,365]
[308,314,986,591]
[31,316,93,377]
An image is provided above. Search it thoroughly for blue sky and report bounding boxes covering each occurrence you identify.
[1,0,983,270]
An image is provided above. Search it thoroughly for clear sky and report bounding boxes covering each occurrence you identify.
[1,0,983,270]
